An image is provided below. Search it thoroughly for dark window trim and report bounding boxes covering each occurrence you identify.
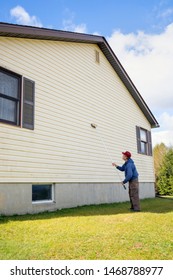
[0,67,21,126]
[0,66,35,130]
[22,78,35,130]
[136,126,152,156]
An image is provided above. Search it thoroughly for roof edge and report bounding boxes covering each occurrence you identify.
[0,22,103,43]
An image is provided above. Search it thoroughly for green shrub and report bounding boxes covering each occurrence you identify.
[157,148,173,195]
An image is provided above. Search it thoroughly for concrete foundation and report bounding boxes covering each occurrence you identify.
[0,182,155,215]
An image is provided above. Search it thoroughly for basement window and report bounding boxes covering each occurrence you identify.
[32,184,54,203]
[0,67,35,130]
[136,126,152,156]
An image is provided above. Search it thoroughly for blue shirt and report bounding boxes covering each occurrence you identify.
[116,158,139,184]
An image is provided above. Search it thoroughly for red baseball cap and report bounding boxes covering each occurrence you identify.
[122,151,131,158]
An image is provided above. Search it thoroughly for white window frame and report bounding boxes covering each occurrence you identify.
[32,184,55,204]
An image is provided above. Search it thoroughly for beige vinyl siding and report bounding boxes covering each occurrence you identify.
[0,37,154,183]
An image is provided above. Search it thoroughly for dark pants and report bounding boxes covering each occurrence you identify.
[129,179,140,211]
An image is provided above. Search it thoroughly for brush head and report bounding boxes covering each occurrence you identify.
[91,123,97,129]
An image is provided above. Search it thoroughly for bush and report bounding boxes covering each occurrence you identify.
[157,148,173,195]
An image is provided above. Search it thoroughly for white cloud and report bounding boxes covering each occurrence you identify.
[107,24,173,110]
[152,129,173,147]
[63,18,87,33]
[73,23,87,33]
[158,8,173,18]
[62,8,87,33]
[10,6,42,27]
[159,112,173,130]
[152,112,173,147]
[107,24,173,147]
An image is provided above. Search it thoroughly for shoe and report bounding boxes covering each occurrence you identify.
[133,209,141,212]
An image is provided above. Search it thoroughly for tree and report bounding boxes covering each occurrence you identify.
[156,148,173,195]
[153,143,168,180]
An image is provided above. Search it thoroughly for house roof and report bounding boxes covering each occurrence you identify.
[0,22,159,128]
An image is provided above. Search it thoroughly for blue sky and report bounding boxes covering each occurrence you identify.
[1,0,173,35]
[1,0,173,146]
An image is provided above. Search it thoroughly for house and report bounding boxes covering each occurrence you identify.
[0,22,159,215]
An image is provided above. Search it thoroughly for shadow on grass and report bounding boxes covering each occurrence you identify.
[0,197,172,224]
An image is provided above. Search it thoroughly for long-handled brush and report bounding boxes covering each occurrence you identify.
[91,123,126,190]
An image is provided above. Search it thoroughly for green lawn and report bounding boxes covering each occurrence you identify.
[0,197,173,260]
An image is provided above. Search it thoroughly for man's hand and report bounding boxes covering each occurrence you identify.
[112,162,118,167]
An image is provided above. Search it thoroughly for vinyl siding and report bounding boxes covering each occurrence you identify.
[0,37,154,183]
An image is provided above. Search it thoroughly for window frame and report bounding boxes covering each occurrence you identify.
[0,67,21,126]
[32,184,55,204]
[136,126,152,156]
[0,66,35,130]
[140,128,148,154]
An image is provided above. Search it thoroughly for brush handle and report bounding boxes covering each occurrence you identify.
[92,126,126,191]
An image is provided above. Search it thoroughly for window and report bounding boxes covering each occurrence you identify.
[136,126,152,156]
[32,184,54,203]
[0,69,21,125]
[140,128,147,154]
[0,67,35,130]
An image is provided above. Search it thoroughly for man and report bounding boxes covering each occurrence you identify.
[112,151,141,212]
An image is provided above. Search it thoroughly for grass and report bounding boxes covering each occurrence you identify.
[0,197,173,260]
